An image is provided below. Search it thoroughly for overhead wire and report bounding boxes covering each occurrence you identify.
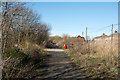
[88,24,118,33]
[86,24,118,39]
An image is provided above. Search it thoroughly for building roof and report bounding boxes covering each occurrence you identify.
[93,36,109,40]
[93,31,119,40]
[93,33,108,40]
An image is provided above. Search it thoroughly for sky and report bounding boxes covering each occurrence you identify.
[27,2,118,39]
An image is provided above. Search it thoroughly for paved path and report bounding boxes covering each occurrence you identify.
[34,49,88,79]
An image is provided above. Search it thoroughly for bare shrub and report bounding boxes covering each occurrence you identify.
[68,38,118,78]
[49,35,84,48]
[2,2,49,53]
[1,2,49,78]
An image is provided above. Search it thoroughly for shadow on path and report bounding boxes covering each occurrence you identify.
[32,49,91,79]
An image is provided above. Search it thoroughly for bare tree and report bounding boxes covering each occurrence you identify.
[1,2,49,54]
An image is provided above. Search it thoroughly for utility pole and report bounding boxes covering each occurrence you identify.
[82,32,84,37]
[86,26,87,41]
[86,26,89,53]
[111,24,113,53]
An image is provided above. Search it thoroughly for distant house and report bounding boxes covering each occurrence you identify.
[93,30,118,41]
[93,33,109,41]
[108,30,118,39]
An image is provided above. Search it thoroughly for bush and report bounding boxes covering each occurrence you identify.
[2,46,47,78]
[67,39,118,78]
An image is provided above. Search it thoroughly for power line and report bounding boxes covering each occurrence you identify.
[82,24,118,40]
[86,24,118,35]
[88,24,118,32]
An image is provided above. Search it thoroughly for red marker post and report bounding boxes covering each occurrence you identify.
[64,44,67,49]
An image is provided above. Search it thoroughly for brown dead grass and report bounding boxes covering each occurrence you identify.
[67,38,118,78]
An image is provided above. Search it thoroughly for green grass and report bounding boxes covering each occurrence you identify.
[62,48,69,50]
[4,49,31,64]
[72,58,78,62]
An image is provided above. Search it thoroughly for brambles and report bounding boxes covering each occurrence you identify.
[2,46,48,78]
[52,34,118,78]
[67,38,118,78]
[2,2,49,53]
[2,2,49,78]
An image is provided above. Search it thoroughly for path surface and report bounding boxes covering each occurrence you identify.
[35,49,88,79]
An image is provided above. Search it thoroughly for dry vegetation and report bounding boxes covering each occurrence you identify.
[49,34,84,48]
[1,2,119,79]
[50,34,118,78]
[1,2,49,78]
[67,37,118,79]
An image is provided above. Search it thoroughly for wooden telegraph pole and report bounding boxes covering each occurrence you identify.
[82,32,84,37]
[86,26,87,41]
[110,24,113,61]
[111,24,113,54]
[86,26,89,53]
